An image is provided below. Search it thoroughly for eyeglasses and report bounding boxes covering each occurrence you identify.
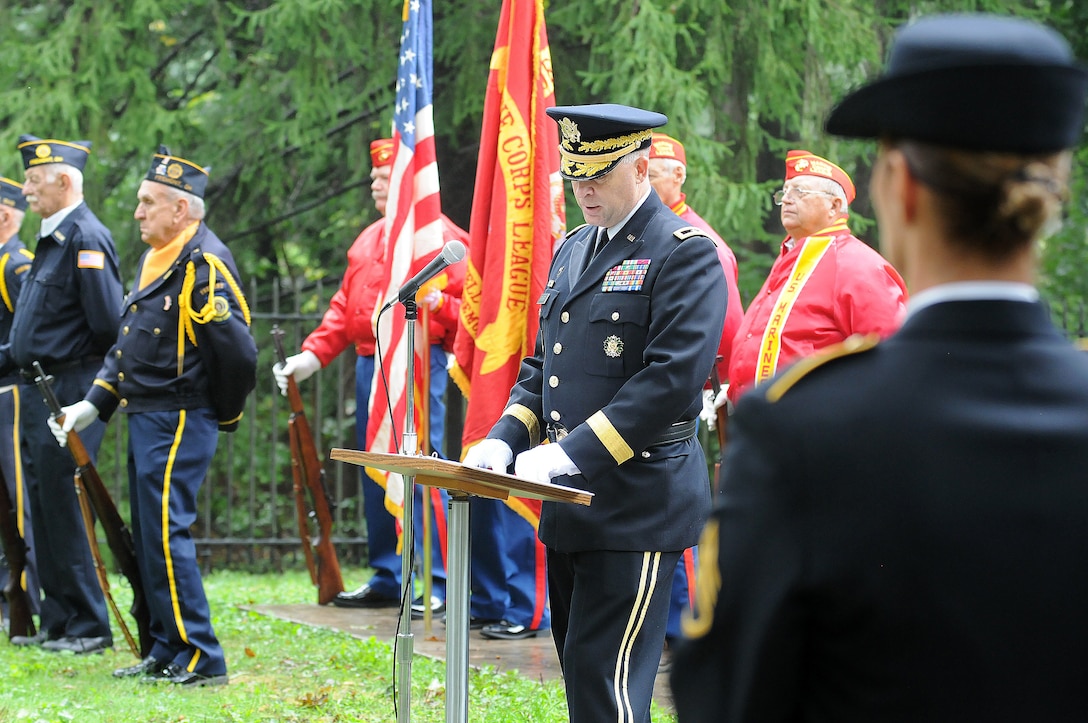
[773,187,835,205]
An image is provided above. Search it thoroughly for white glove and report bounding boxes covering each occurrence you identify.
[462,439,513,472]
[699,389,718,431]
[273,350,321,396]
[514,443,580,484]
[47,400,99,448]
[421,287,443,312]
[713,385,729,413]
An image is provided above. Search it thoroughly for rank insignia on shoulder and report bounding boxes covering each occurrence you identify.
[673,226,704,241]
[602,259,650,292]
[765,333,880,403]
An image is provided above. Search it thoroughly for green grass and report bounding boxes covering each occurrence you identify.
[1,568,678,722]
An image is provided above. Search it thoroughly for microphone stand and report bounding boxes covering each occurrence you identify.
[396,298,418,723]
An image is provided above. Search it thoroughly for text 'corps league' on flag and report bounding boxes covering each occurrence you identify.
[451,0,565,526]
[366,0,445,524]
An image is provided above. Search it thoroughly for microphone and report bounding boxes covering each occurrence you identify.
[397,240,467,303]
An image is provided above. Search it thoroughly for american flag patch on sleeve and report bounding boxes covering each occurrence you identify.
[77,250,105,269]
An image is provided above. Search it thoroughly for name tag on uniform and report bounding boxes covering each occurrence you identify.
[602,259,650,292]
[77,250,105,270]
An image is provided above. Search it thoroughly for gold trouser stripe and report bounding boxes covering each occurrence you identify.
[163,409,189,644]
[587,410,633,464]
[681,519,721,639]
[613,551,662,722]
[755,234,835,386]
[503,403,541,448]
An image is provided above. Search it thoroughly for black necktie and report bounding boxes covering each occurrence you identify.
[592,229,608,259]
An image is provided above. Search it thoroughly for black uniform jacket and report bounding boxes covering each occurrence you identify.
[0,235,33,383]
[1,202,122,376]
[671,299,1088,723]
[86,223,257,432]
[489,190,728,553]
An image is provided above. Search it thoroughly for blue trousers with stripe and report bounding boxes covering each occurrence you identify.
[355,350,448,599]
[0,383,40,618]
[128,408,225,675]
[470,497,549,630]
[547,548,681,723]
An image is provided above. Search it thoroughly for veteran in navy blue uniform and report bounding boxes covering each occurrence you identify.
[0,176,40,623]
[671,15,1088,723]
[465,104,728,723]
[1,137,123,653]
[52,148,256,685]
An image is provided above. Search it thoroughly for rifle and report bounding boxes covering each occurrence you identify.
[271,327,344,604]
[32,361,151,658]
[709,361,729,495]
[0,461,36,639]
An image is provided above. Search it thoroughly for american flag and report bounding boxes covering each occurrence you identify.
[366,0,445,520]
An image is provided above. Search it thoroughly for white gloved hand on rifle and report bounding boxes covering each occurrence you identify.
[272,350,321,396]
[46,400,99,448]
[462,438,513,473]
[514,443,580,485]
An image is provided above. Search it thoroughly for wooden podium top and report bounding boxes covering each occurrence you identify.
[330,449,593,506]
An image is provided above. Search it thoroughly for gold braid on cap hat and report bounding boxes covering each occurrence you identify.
[559,129,653,178]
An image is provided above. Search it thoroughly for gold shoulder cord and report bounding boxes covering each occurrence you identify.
[177,253,252,375]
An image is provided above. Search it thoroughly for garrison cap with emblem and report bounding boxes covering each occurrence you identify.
[17,135,91,172]
[0,177,28,211]
[146,145,209,198]
[649,133,686,166]
[784,150,856,204]
[370,138,395,168]
[826,14,1088,152]
[546,104,667,181]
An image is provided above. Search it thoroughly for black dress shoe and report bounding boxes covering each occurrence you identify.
[411,595,445,620]
[113,656,166,678]
[469,616,502,630]
[41,636,112,654]
[332,583,399,609]
[141,662,229,687]
[480,620,541,640]
[10,631,49,646]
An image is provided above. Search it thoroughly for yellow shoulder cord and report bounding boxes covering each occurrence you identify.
[0,254,11,313]
[177,253,253,374]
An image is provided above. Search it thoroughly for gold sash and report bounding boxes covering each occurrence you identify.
[754,233,836,386]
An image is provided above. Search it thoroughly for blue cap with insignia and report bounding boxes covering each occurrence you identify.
[0,177,28,212]
[145,145,209,199]
[17,135,92,172]
[546,104,668,181]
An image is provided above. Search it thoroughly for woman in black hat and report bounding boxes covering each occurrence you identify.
[671,13,1088,723]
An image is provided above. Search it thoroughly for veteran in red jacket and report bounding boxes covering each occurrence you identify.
[726,150,907,404]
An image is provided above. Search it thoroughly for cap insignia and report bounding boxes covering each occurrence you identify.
[792,158,809,172]
[35,144,51,159]
[559,117,580,149]
[167,162,184,180]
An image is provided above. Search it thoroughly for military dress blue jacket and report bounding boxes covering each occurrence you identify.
[1,202,123,376]
[488,190,728,552]
[86,222,257,432]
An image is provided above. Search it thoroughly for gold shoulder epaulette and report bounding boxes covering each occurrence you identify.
[566,223,589,239]
[764,333,880,403]
[673,226,705,241]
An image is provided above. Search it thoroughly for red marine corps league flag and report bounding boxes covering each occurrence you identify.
[451,0,565,525]
[366,0,445,521]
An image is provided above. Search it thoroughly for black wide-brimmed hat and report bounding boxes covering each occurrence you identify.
[145,145,209,198]
[546,104,667,180]
[826,14,1088,153]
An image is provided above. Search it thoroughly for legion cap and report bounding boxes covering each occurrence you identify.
[18,135,91,172]
[145,145,209,198]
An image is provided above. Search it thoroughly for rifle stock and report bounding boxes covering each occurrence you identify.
[709,362,729,495]
[0,463,36,639]
[271,327,344,604]
[31,361,152,657]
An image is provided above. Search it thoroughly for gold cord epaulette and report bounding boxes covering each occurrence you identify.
[178,253,252,360]
[764,333,880,403]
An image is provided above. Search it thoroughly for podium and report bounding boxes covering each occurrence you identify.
[330,449,592,723]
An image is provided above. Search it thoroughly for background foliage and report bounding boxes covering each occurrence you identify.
[2,0,1086,320]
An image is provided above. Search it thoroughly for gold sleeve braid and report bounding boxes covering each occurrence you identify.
[0,254,11,313]
[177,253,252,375]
